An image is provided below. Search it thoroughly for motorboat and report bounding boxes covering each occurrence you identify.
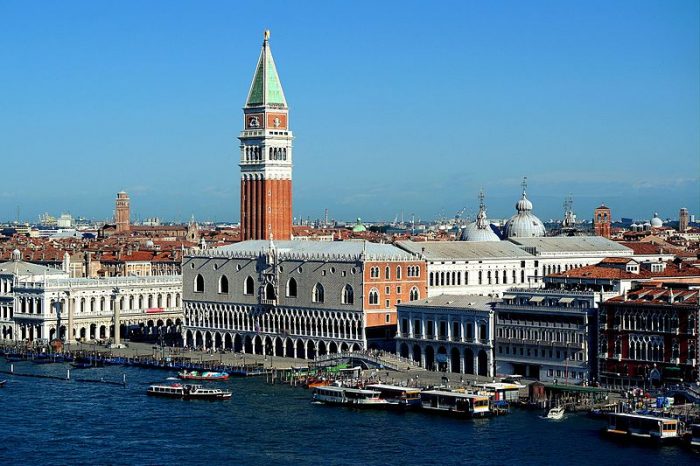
[546,406,565,420]
[177,370,229,381]
[147,383,231,400]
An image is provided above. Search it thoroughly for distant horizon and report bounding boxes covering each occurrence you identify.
[2,1,698,224]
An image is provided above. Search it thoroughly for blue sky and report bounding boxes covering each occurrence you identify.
[1,0,698,224]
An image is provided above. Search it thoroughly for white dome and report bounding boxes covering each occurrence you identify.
[650,213,663,228]
[460,222,501,242]
[504,186,545,238]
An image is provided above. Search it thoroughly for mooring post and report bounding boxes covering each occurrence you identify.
[66,369,70,380]
[123,374,127,386]
[10,363,14,374]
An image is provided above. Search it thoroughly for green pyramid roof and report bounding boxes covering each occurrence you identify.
[246,31,287,107]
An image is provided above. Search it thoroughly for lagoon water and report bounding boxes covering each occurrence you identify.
[0,361,696,465]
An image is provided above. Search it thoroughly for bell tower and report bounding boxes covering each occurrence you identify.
[594,204,611,238]
[239,30,293,241]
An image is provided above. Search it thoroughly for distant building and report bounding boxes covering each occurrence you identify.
[115,191,130,233]
[239,30,293,241]
[594,204,611,238]
[11,274,183,344]
[679,208,689,233]
[494,288,607,384]
[598,284,699,386]
[182,240,426,355]
[396,294,495,377]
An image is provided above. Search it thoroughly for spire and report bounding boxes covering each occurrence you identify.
[476,189,488,229]
[246,29,287,107]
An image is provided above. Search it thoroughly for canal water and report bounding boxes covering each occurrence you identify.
[0,361,696,465]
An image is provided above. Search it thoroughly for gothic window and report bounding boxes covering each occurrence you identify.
[385,266,390,280]
[689,341,696,362]
[194,274,204,293]
[265,283,276,301]
[312,283,324,303]
[341,285,354,305]
[396,266,402,280]
[219,276,229,294]
[370,267,380,279]
[429,272,434,286]
[369,288,379,305]
[244,276,254,295]
[409,286,419,302]
[614,337,622,356]
[479,323,487,340]
[478,271,483,285]
[672,339,680,360]
[286,278,297,298]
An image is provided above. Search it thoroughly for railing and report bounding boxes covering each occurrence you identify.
[15,275,183,289]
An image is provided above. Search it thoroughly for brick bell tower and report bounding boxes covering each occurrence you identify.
[239,30,293,241]
[594,204,611,238]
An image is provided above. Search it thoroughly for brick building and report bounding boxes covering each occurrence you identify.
[599,284,699,387]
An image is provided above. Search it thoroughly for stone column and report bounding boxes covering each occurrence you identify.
[67,295,75,344]
[113,288,121,346]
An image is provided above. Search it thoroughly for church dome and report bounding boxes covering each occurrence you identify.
[460,222,501,241]
[351,218,366,233]
[504,179,546,238]
[460,190,501,242]
[650,213,663,228]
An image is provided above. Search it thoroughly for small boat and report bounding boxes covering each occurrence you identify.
[312,386,390,408]
[147,383,231,400]
[546,407,565,420]
[177,370,229,381]
[0,380,6,388]
[420,390,491,418]
[71,362,94,369]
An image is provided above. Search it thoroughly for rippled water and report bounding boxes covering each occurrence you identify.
[0,360,696,465]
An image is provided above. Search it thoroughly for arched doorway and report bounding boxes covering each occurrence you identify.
[437,346,448,372]
[464,348,474,374]
[400,343,409,359]
[329,341,338,354]
[318,341,327,356]
[478,350,488,377]
[224,333,232,350]
[214,333,222,349]
[307,340,317,359]
[296,339,305,359]
[340,342,349,352]
[186,330,193,347]
[234,334,242,352]
[285,339,294,358]
[275,338,283,357]
[425,346,435,370]
[244,335,253,353]
[451,347,461,373]
[412,345,421,363]
[253,335,262,355]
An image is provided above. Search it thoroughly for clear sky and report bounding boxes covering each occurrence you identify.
[1,0,698,224]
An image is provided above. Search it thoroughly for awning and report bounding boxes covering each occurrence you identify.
[502,294,516,300]
[529,296,545,303]
[558,297,575,304]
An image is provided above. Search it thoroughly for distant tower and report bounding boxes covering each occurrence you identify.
[679,207,689,232]
[594,204,611,238]
[115,191,130,233]
[239,30,293,241]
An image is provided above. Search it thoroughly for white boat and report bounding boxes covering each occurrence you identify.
[546,406,565,420]
[312,386,390,408]
[147,383,232,400]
